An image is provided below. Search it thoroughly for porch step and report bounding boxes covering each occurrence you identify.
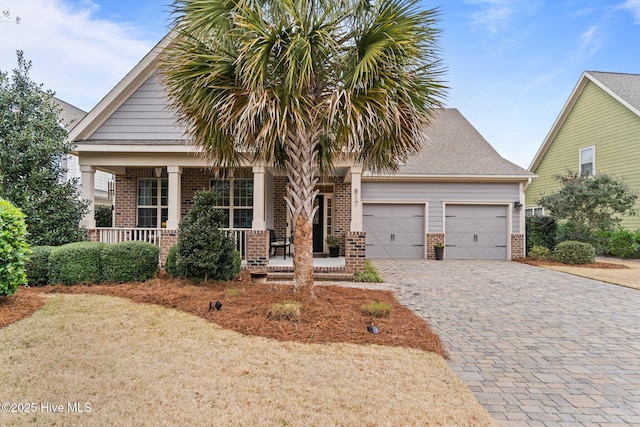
[266,271,354,282]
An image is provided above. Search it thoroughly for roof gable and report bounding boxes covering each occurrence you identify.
[529,71,640,171]
[396,108,534,178]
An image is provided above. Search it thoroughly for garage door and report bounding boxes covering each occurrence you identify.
[445,205,508,260]
[363,204,425,259]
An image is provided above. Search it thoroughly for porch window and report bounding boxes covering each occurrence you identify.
[211,178,253,228]
[579,146,595,177]
[525,206,544,217]
[137,178,168,228]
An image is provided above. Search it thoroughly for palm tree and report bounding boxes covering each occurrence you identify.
[160,0,447,294]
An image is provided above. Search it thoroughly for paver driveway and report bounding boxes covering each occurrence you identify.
[372,259,640,426]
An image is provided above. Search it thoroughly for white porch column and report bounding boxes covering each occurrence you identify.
[80,165,96,228]
[167,166,182,229]
[252,166,266,230]
[350,166,363,231]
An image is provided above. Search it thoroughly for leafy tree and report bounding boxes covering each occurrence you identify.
[0,199,31,296]
[175,190,241,282]
[0,51,88,246]
[161,0,447,294]
[537,171,637,236]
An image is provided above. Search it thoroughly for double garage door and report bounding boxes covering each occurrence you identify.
[363,204,425,259]
[363,203,509,260]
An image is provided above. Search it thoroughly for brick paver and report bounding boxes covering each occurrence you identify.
[372,260,640,426]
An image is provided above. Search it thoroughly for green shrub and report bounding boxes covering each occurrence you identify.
[525,215,557,253]
[528,245,551,260]
[360,301,392,318]
[353,260,383,283]
[555,220,591,245]
[49,242,105,285]
[94,205,113,227]
[553,241,595,265]
[609,229,640,259]
[590,229,613,256]
[26,246,55,286]
[101,241,159,283]
[175,190,240,282]
[0,199,31,296]
[165,245,179,278]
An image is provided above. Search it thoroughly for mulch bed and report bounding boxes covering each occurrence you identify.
[516,258,628,269]
[1,272,446,358]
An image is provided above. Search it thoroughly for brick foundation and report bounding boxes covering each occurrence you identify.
[246,230,269,268]
[426,233,445,260]
[160,229,178,266]
[511,234,525,259]
[345,231,366,273]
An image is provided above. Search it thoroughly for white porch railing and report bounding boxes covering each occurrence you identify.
[95,228,165,245]
[93,227,248,260]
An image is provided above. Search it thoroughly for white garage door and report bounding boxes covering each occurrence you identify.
[363,204,425,259]
[445,205,508,260]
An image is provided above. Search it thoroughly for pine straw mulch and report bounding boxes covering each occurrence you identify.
[516,258,628,269]
[0,272,446,358]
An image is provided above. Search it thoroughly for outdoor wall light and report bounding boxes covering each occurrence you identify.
[514,201,523,211]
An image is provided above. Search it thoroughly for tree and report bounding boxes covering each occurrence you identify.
[161,0,447,294]
[0,51,88,246]
[537,171,637,235]
[174,190,241,282]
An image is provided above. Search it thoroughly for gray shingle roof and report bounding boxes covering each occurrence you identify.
[395,108,533,177]
[587,71,640,113]
[52,97,87,131]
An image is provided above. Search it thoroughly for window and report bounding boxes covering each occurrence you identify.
[137,178,168,228]
[525,206,544,217]
[211,179,253,228]
[579,146,595,177]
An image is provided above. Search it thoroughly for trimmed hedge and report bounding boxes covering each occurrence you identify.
[525,215,557,254]
[553,241,595,265]
[49,242,105,285]
[609,229,640,259]
[528,245,551,260]
[26,246,55,286]
[165,245,179,278]
[101,241,159,283]
[0,199,31,296]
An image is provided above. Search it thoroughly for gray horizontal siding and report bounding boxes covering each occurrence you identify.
[89,71,186,141]
[361,181,521,233]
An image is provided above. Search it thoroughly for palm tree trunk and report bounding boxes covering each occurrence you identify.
[284,130,319,296]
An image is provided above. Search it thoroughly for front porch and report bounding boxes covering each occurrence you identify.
[82,163,367,273]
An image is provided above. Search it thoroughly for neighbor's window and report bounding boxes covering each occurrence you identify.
[210,178,253,228]
[137,178,168,228]
[579,146,595,177]
[525,206,544,217]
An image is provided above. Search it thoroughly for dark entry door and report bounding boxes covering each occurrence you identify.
[313,195,324,252]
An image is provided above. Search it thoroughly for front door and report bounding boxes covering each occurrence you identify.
[312,195,324,252]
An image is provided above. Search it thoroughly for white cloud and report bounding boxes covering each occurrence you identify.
[465,0,537,34]
[578,25,603,58]
[621,0,640,23]
[0,0,160,111]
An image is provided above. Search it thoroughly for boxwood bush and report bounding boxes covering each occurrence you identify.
[49,242,105,285]
[0,199,31,296]
[26,246,55,286]
[101,241,159,283]
[553,241,595,265]
[609,229,640,259]
[528,245,551,260]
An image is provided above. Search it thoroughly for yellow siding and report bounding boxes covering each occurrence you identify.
[526,81,640,229]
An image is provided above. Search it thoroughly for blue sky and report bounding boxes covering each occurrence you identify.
[1,0,639,168]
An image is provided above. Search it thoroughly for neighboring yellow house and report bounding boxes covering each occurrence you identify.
[526,71,640,230]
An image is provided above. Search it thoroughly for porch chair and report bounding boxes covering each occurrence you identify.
[269,229,292,259]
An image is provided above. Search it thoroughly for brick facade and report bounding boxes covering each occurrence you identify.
[246,230,269,268]
[345,231,366,272]
[511,234,525,259]
[426,233,445,260]
[273,176,288,238]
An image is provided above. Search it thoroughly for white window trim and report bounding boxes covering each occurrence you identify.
[136,177,168,228]
[210,178,254,228]
[525,206,545,217]
[579,145,595,177]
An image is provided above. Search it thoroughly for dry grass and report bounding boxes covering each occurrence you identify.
[519,258,640,290]
[0,294,496,426]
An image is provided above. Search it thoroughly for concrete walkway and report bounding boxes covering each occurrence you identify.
[372,259,640,426]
